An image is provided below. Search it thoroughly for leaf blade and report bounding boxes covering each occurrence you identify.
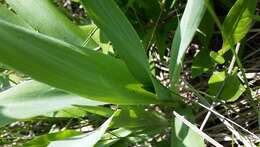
[6,0,97,49]
[0,20,159,105]
[219,0,257,55]
[81,0,151,85]
[0,80,105,127]
[48,114,114,147]
[170,0,206,90]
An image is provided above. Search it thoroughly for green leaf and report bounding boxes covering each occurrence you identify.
[192,49,213,78]
[208,71,246,102]
[171,108,205,147]
[170,0,206,90]
[48,114,114,147]
[24,130,81,147]
[191,9,215,78]
[95,128,132,147]
[209,51,225,64]
[0,20,160,105]
[44,107,90,118]
[5,0,97,49]
[0,5,33,29]
[0,80,105,127]
[111,106,168,129]
[219,0,257,55]
[81,0,172,100]
[156,16,179,58]
[91,28,114,54]
[253,15,260,21]
[74,105,114,117]
[81,0,151,85]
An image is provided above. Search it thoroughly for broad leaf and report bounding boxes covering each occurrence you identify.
[48,115,114,147]
[170,0,206,90]
[0,20,160,105]
[208,71,246,102]
[0,80,105,127]
[6,0,97,49]
[219,0,257,55]
[171,108,205,147]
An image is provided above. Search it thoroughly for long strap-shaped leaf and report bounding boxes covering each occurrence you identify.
[0,20,159,105]
[81,0,151,85]
[5,0,97,49]
[81,0,172,100]
[0,5,33,29]
[170,0,206,91]
[0,80,105,127]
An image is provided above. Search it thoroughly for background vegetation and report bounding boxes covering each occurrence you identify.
[0,0,259,146]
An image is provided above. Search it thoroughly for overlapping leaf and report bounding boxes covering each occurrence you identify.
[0,80,105,127]
[81,0,152,85]
[0,5,33,29]
[48,115,114,147]
[208,71,245,102]
[0,20,159,105]
[81,0,172,100]
[5,0,97,49]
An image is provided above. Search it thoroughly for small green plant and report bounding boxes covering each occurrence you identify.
[0,0,259,146]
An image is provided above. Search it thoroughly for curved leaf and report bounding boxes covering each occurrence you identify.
[0,80,105,127]
[0,20,160,105]
[170,0,206,90]
[81,0,172,101]
[48,114,114,147]
[219,0,257,55]
[81,0,151,85]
